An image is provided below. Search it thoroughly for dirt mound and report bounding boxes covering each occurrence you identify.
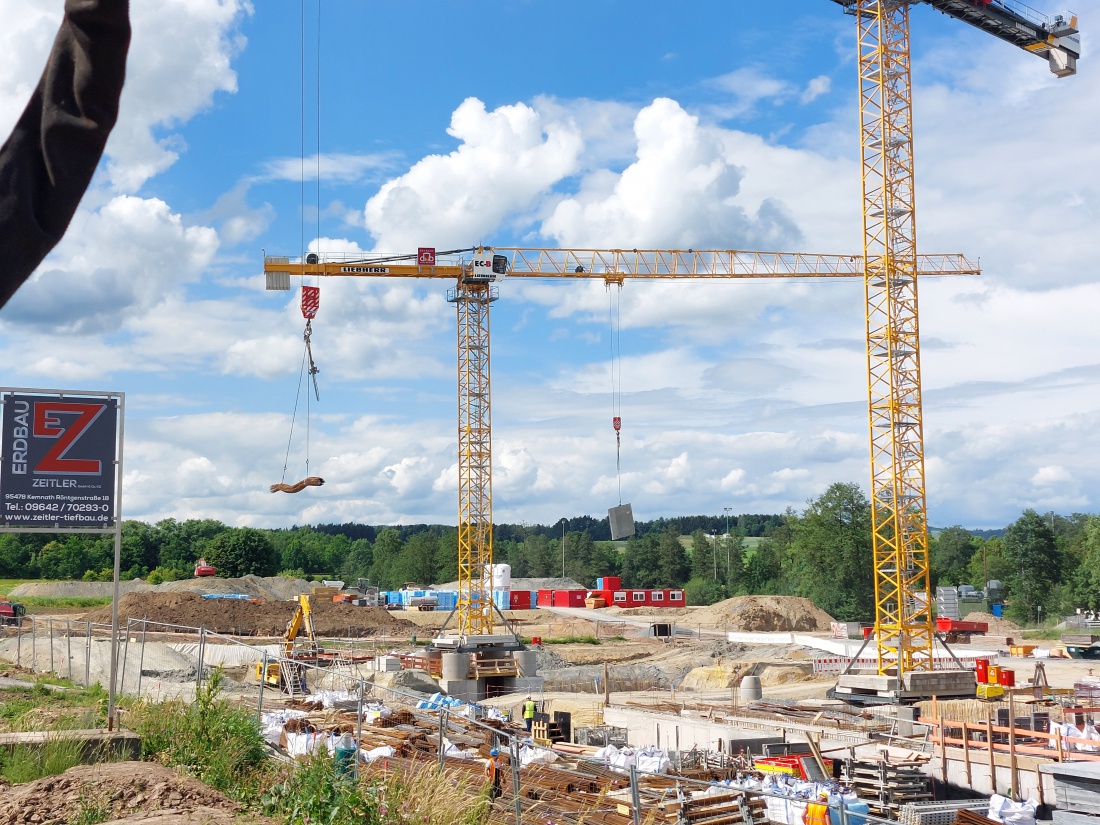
[963,611,1022,636]
[155,574,311,600]
[0,761,265,825]
[691,595,834,632]
[7,580,154,599]
[83,592,415,637]
[8,575,312,602]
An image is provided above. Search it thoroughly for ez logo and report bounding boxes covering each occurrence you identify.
[32,402,107,474]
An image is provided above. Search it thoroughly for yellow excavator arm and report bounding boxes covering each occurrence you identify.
[282,594,317,656]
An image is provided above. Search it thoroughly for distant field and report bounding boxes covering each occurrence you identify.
[0,579,38,597]
[675,534,766,550]
[0,580,111,609]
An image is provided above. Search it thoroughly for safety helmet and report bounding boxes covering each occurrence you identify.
[489,748,500,756]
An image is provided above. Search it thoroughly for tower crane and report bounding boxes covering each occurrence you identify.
[826,0,1078,700]
[264,248,978,649]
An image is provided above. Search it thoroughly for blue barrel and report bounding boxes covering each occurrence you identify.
[992,603,1004,618]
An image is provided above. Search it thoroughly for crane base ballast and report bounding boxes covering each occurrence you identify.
[833,669,976,704]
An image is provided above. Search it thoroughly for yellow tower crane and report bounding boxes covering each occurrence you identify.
[264,248,977,650]
[826,0,1078,700]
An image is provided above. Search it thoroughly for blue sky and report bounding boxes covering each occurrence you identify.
[0,1,1094,530]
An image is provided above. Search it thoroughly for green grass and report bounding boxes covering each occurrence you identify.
[0,679,109,732]
[0,735,86,783]
[542,635,600,645]
[1022,628,1063,640]
[17,596,112,610]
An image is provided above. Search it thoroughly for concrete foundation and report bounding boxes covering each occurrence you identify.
[0,729,141,762]
[603,706,784,754]
[513,650,537,677]
[440,678,481,703]
[440,652,470,682]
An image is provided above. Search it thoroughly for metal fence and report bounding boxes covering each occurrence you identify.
[0,614,933,825]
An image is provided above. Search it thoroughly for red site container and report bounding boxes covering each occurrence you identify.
[976,658,989,683]
[999,668,1015,687]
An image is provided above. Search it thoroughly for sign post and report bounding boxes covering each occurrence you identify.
[0,388,125,727]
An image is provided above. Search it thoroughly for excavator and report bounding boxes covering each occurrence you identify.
[254,594,322,694]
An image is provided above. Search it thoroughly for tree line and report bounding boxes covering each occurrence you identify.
[0,484,1095,626]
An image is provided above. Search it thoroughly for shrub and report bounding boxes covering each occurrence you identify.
[684,576,728,606]
[130,668,266,800]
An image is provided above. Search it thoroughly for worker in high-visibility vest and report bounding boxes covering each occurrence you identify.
[803,792,830,825]
[484,747,502,803]
[522,695,536,732]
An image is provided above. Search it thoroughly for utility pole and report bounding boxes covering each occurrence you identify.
[723,507,732,537]
[710,532,717,580]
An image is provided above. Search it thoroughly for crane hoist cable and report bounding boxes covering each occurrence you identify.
[272,286,325,494]
[271,0,325,496]
[608,283,623,505]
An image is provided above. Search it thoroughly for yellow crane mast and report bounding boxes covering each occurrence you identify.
[265,249,976,647]
[827,0,1079,693]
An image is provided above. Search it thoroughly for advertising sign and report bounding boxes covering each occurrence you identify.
[1,393,118,528]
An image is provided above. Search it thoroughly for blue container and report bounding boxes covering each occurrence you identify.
[334,745,356,776]
[596,577,604,590]
[992,603,1004,618]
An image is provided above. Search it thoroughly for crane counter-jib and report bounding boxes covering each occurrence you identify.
[264,249,980,283]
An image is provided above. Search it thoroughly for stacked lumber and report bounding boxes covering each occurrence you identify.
[654,791,768,825]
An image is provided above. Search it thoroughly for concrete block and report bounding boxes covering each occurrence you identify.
[0,729,141,762]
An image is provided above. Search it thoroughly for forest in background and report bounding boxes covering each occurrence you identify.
[1,482,1096,625]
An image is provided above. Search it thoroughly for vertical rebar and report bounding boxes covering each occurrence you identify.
[48,617,55,673]
[438,707,447,771]
[629,764,641,825]
[355,680,365,781]
[66,618,72,681]
[85,622,91,686]
[511,736,522,825]
[257,652,267,725]
[16,620,21,667]
[31,617,36,671]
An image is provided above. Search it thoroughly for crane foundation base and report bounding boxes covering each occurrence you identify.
[437,649,544,704]
[833,669,976,703]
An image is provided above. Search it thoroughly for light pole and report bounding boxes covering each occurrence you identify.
[710,532,718,580]
[561,518,567,578]
[723,507,733,581]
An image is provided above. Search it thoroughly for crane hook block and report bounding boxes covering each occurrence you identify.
[301,286,320,320]
[613,416,621,432]
[270,476,325,494]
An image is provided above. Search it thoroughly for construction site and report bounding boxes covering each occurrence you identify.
[0,0,1090,824]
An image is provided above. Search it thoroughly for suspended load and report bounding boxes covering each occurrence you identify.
[608,502,635,541]
[270,476,325,494]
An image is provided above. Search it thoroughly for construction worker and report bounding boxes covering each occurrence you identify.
[803,792,830,825]
[1,0,130,309]
[522,695,536,732]
[484,747,502,803]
